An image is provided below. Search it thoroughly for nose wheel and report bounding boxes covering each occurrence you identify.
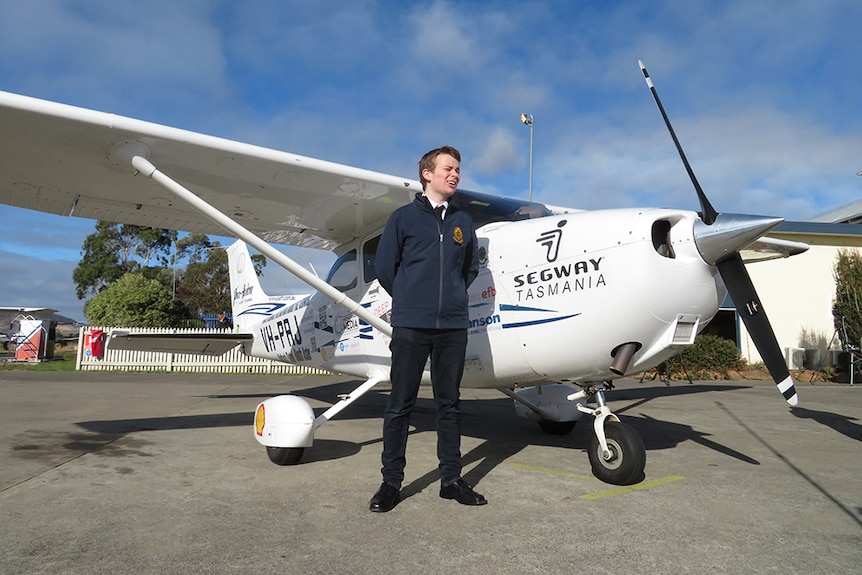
[587,420,645,485]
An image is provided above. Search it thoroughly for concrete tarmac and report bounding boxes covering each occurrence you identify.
[1,370,861,575]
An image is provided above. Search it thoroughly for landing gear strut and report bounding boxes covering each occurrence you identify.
[505,381,647,484]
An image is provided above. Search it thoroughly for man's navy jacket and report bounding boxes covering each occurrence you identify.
[376,193,479,330]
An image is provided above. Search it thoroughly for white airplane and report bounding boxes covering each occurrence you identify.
[0,62,807,485]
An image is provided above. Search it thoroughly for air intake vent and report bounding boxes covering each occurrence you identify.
[672,317,698,345]
[651,219,675,259]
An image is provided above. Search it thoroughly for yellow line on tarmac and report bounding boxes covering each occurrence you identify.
[508,463,685,499]
[579,475,685,500]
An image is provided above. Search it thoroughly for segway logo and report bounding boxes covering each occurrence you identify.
[537,229,562,262]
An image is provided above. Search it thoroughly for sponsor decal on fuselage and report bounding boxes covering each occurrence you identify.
[233,283,254,301]
[468,285,496,305]
[470,313,502,330]
[513,257,606,302]
[537,228,562,262]
[236,302,287,319]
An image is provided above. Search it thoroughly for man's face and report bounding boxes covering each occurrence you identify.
[423,153,460,201]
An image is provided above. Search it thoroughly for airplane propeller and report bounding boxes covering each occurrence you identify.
[639,60,798,406]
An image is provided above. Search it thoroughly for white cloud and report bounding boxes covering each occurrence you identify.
[471,127,522,176]
[409,1,485,72]
[0,249,84,322]
[0,1,232,129]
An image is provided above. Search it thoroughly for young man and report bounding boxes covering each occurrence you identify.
[370,145,484,512]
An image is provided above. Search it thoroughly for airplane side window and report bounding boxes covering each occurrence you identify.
[325,250,358,291]
[363,235,381,284]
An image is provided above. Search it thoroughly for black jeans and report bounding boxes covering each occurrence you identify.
[381,326,467,488]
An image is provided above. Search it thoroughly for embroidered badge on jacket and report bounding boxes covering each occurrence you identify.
[453,227,464,245]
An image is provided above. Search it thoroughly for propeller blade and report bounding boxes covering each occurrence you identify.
[639,60,719,225]
[639,59,798,406]
[717,253,799,405]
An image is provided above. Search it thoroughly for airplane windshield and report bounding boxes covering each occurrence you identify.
[325,250,357,291]
[452,188,553,227]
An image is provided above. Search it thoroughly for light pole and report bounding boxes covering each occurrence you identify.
[520,113,534,202]
[171,242,177,298]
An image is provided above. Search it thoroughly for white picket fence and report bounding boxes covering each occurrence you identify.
[75,326,330,375]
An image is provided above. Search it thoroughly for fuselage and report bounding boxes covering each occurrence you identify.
[241,207,726,387]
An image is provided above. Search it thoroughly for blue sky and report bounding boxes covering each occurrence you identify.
[1,0,861,322]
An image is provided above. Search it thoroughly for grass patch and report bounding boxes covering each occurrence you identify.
[0,350,78,371]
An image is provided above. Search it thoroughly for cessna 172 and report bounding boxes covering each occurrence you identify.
[0,62,806,485]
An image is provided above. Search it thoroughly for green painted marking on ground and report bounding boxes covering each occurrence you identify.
[579,475,685,499]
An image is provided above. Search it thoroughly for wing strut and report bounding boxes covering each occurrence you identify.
[313,376,384,430]
[111,142,393,337]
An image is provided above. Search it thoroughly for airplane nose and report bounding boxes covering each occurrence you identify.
[693,213,784,265]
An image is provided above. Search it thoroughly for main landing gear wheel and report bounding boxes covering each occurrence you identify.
[588,421,645,485]
[538,420,577,435]
[266,446,304,465]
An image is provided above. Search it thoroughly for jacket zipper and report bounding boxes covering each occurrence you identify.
[436,215,444,329]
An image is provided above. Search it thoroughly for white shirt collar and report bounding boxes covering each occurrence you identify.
[424,195,448,210]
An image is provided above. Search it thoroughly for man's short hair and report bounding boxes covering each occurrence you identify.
[419,145,461,190]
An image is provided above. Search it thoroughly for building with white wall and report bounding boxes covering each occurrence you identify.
[730,220,862,369]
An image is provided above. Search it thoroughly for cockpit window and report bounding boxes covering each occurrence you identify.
[363,235,381,284]
[325,250,357,291]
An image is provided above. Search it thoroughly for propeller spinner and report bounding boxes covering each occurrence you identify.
[639,60,798,406]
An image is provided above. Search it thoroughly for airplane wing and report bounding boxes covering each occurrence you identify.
[108,329,253,356]
[0,90,423,250]
[769,221,862,248]
[740,236,809,264]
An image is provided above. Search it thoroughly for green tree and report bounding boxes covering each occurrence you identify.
[75,222,268,325]
[83,272,186,327]
[73,222,176,299]
[178,247,231,316]
[176,233,217,263]
[833,248,862,349]
[73,221,126,299]
[175,238,266,316]
[134,225,176,267]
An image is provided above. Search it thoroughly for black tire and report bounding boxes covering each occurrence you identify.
[538,420,577,435]
[587,421,646,485]
[266,446,304,465]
